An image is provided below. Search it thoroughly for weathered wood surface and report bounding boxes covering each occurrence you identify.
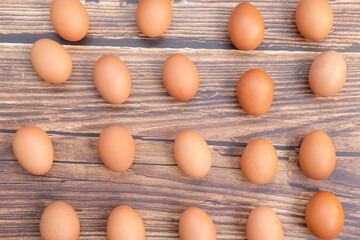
[0,0,359,239]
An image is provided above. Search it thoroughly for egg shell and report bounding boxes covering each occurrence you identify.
[246,206,284,240]
[98,125,135,172]
[174,130,211,179]
[162,54,199,101]
[308,50,347,97]
[31,39,72,84]
[107,205,145,240]
[305,191,345,239]
[237,69,274,116]
[241,138,278,185]
[179,207,216,240]
[13,126,53,175]
[93,55,132,104]
[228,2,264,50]
[50,0,90,41]
[40,201,80,240]
[299,130,336,180]
[136,0,172,37]
[296,0,333,41]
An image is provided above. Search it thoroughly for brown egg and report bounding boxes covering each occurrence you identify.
[13,126,53,175]
[246,206,284,240]
[93,55,132,104]
[107,205,145,240]
[308,50,347,97]
[136,0,172,37]
[174,130,211,179]
[299,130,336,180]
[50,0,90,41]
[162,54,199,101]
[241,138,278,185]
[296,0,333,41]
[237,69,274,116]
[228,2,264,50]
[179,207,216,240]
[40,201,80,240]
[305,191,345,239]
[31,39,72,84]
[98,125,135,172]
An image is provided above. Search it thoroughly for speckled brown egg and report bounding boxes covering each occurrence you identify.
[241,138,278,185]
[299,130,336,180]
[31,39,72,84]
[50,0,90,41]
[174,130,211,179]
[93,55,131,104]
[107,205,145,240]
[228,2,264,50]
[162,54,199,101]
[296,0,333,41]
[246,206,284,240]
[40,201,80,240]
[98,125,135,172]
[308,50,347,97]
[237,69,274,116]
[179,207,216,240]
[13,126,53,175]
[136,0,172,37]
[305,191,345,239]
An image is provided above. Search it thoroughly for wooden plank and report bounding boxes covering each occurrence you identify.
[0,0,359,51]
[0,44,359,239]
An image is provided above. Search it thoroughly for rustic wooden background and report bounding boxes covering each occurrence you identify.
[0,0,359,239]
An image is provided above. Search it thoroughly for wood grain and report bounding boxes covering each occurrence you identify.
[0,0,359,239]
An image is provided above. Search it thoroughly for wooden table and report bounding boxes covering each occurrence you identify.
[0,0,359,239]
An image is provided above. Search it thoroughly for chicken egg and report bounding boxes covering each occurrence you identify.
[179,207,216,240]
[50,0,90,41]
[241,138,278,185]
[31,39,72,84]
[40,201,80,240]
[299,130,336,180]
[162,54,199,101]
[136,0,172,37]
[107,205,145,240]
[228,2,264,50]
[296,0,333,41]
[174,130,211,179]
[308,50,347,97]
[13,126,54,175]
[305,191,345,239]
[237,69,274,116]
[93,55,132,104]
[98,125,135,172]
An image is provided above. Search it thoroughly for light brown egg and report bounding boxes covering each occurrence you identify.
[241,138,278,185]
[308,50,347,97]
[228,2,264,50]
[246,206,284,240]
[40,201,80,240]
[299,130,336,180]
[179,207,216,240]
[13,126,53,175]
[98,125,135,172]
[296,0,333,41]
[237,69,274,116]
[305,191,345,239]
[93,55,132,104]
[50,0,90,41]
[162,54,199,101]
[31,39,72,84]
[174,130,211,179]
[136,0,172,37]
[107,205,145,240]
